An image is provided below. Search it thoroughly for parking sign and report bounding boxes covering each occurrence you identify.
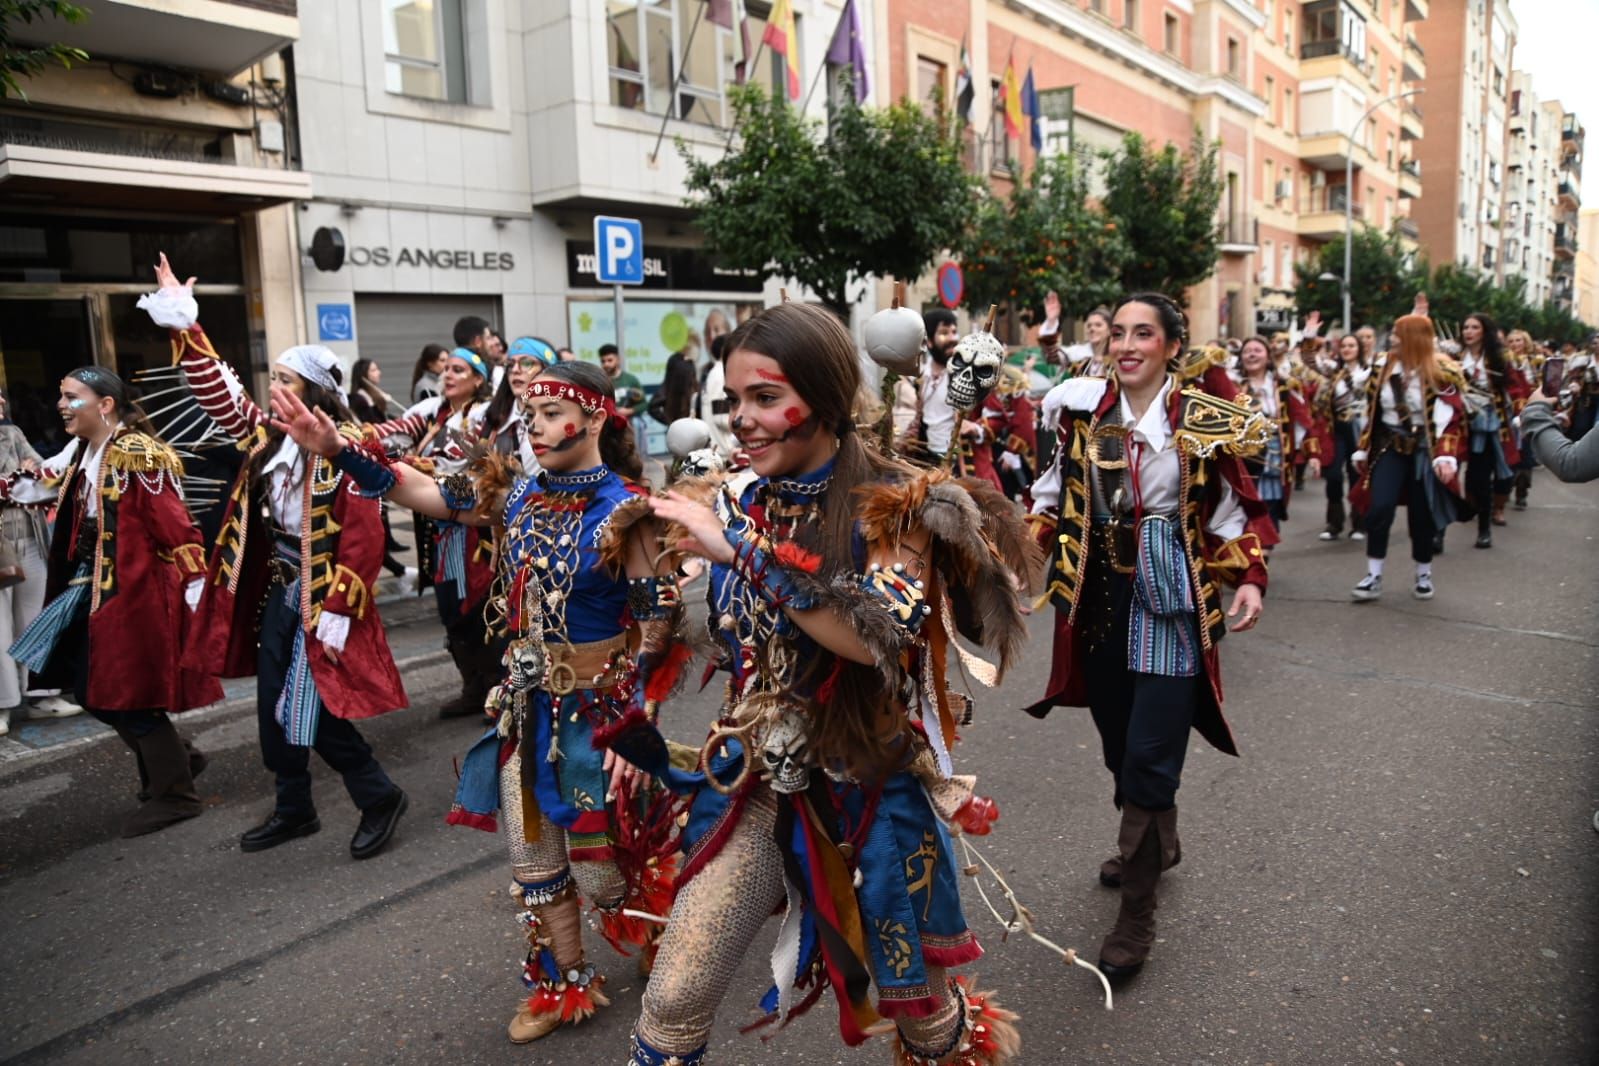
[593,216,644,285]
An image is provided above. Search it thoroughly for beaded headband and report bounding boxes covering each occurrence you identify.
[525,378,625,429]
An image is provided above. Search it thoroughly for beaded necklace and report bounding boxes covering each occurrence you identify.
[506,466,607,642]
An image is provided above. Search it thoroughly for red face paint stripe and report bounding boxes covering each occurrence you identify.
[756,369,789,383]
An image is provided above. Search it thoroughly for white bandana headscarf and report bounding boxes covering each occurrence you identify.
[276,345,343,395]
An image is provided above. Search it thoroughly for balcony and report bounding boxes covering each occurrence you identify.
[1555,226,1577,258]
[1401,103,1423,141]
[1403,34,1426,82]
[1218,215,1259,255]
[1562,117,1586,157]
[1559,180,1581,209]
[1298,186,1360,240]
[1399,160,1421,198]
[7,0,296,77]
[1405,0,1428,20]
[1395,216,1420,240]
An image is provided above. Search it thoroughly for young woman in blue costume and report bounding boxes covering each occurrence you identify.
[610,302,1033,1066]
[270,361,679,1046]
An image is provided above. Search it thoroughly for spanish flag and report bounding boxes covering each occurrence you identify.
[763,0,803,100]
[1000,56,1024,140]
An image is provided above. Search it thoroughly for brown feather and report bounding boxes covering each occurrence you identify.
[466,443,520,524]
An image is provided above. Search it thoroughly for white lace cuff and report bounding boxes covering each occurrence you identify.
[136,286,198,330]
[184,578,204,612]
[315,611,351,653]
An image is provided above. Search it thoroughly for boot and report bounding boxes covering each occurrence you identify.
[437,634,482,719]
[1097,803,1177,980]
[1491,492,1509,527]
[508,880,608,1044]
[120,718,203,838]
[1513,469,1530,510]
[138,736,207,803]
[1098,828,1181,887]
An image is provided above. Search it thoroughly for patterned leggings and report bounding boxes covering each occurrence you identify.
[500,749,626,907]
[634,785,965,1058]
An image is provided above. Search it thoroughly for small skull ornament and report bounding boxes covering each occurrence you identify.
[505,639,547,693]
[760,711,811,794]
[945,328,1005,410]
[676,446,727,479]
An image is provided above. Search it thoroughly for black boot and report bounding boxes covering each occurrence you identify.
[351,787,408,859]
[438,634,483,718]
[120,718,203,838]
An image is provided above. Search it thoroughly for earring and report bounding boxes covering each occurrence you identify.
[100,409,110,427]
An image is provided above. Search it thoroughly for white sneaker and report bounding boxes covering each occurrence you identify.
[0,708,10,736]
[1412,574,1435,600]
[28,696,84,718]
[1318,530,1339,541]
[1350,531,1366,541]
[1350,574,1382,602]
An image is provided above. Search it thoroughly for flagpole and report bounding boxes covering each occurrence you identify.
[721,35,769,150]
[648,0,708,164]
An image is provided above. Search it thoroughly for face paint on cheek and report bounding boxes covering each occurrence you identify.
[783,406,805,427]
[563,422,577,438]
[548,426,590,453]
[68,399,88,410]
[774,410,819,443]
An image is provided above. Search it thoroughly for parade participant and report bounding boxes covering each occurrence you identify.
[270,359,673,1046]
[0,388,66,737]
[917,308,961,461]
[1026,293,1274,982]
[1457,312,1528,547]
[482,336,557,468]
[134,255,410,858]
[982,365,1038,502]
[1040,295,1111,380]
[1505,330,1540,510]
[615,302,1030,1066]
[375,349,498,718]
[5,364,220,836]
[1316,333,1371,541]
[1235,335,1315,531]
[1347,310,1470,601]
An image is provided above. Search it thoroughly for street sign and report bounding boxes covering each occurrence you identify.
[317,303,353,342]
[937,262,965,310]
[593,216,644,285]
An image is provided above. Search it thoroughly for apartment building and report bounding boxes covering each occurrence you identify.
[1,0,306,449]
[1502,75,1559,305]
[1551,113,1584,313]
[1575,206,1599,326]
[882,0,1424,339]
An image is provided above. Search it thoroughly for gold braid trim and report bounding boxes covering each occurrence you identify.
[1202,531,1266,588]
[1173,388,1271,460]
[104,433,185,479]
[170,324,222,365]
[328,563,370,620]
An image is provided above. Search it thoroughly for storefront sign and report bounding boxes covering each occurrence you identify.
[317,303,354,342]
[565,242,764,294]
[345,247,515,270]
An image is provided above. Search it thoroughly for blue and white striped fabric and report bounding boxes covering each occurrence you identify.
[1128,516,1200,677]
[1255,436,1285,501]
[9,566,91,673]
[274,577,321,748]
[437,522,467,599]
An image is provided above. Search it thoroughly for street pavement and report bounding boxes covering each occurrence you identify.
[0,474,1594,1065]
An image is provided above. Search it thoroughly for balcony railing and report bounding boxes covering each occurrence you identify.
[1218,215,1259,248]
[1395,217,1419,239]
[1401,159,1421,179]
[1301,40,1365,64]
[1299,186,1360,216]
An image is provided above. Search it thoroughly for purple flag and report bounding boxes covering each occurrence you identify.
[825,0,870,103]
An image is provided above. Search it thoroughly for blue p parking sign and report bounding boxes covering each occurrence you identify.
[317,303,354,342]
[592,216,644,285]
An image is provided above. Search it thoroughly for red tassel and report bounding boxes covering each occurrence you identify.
[772,541,823,573]
[526,978,609,1024]
[644,640,694,703]
[815,659,843,704]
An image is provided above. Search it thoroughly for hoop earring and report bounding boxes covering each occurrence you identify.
[100,409,110,427]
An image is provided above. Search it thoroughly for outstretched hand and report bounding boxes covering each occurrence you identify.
[154,251,196,292]
[1227,582,1263,632]
[1043,290,1061,324]
[1413,291,1429,318]
[646,490,735,564]
[270,385,345,457]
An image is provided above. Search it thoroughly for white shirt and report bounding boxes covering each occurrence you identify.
[1378,359,1427,430]
[261,434,305,531]
[919,357,957,455]
[77,434,111,518]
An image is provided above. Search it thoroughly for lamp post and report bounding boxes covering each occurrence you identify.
[1342,88,1423,331]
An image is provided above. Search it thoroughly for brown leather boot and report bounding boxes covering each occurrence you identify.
[1097,803,1178,979]
[507,884,608,1044]
[1097,827,1181,887]
[1491,493,1509,526]
[120,718,203,838]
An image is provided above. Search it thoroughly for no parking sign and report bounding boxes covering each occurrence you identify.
[937,262,964,310]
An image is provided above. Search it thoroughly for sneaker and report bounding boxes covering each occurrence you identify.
[28,696,84,718]
[0,707,10,737]
[1350,574,1382,602]
[1413,574,1435,600]
[1350,531,1366,541]
[1318,530,1339,541]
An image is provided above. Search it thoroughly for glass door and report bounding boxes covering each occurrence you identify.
[0,296,97,456]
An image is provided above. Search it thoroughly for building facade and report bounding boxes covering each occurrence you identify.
[3,0,306,451]
[1502,75,1559,306]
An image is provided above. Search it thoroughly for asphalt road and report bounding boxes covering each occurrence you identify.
[1,474,1595,1066]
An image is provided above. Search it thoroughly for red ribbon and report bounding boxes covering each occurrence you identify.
[525,379,625,429]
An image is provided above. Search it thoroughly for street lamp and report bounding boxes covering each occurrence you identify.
[1342,88,1423,332]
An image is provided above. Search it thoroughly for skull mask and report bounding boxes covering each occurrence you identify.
[760,710,811,794]
[945,329,1005,410]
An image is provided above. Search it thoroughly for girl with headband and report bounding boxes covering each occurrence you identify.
[481,336,558,470]
[272,359,680,1047]
[607,302,1036,1066]
[1028,292,1276,982]
[372,343,499,718]
[137,253,410,859]
[4,360,221,837]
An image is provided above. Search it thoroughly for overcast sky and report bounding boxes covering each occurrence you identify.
[1511,3,1596,190]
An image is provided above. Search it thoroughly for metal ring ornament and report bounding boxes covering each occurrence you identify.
[547,661,578,696]
[698,717,758,796]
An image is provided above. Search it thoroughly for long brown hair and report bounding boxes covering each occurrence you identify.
[535,361,644,482]
[722,302,918,778]
[1392,314,1447,390]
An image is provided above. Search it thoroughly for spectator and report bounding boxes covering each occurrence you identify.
[656,333,701,424]
[599,343,649,455]
[455,316,501,387]
[556,346,578,362]
[411,343,448,404]
[349,358,398,424]
[1521,384,1599,483]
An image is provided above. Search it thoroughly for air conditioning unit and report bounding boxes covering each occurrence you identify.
[1274,180,1291,200]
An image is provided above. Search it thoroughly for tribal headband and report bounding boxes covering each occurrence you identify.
[525,378,625,429]
[449,346,490,380]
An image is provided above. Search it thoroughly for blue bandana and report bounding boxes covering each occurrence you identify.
[449,346,489,380]
[508,336,558,367]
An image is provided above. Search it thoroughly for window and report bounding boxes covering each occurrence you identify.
[1301,0,1366,63]
[1283,87,1294,133]
[1090,0,1106,13]
[1265,74,1276,123]
[606,0,793,126]
[1283,5,1294,54]
[1227,37,1241,77]
[1123,0,1138,31]
[383,0,468,102]
[1386,132,1395,169]
[1164,14,1179,53]
[916,56,947,121]
[990,79,1012,172]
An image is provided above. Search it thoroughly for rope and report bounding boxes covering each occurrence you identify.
[957,834,1114,1011]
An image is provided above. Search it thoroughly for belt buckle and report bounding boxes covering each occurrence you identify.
[547,660,578,696]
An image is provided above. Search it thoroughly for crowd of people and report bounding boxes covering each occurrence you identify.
[2,251,1595,1065]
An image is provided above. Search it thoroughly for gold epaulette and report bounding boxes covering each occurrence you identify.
[105,432,185,478]
[1177,345,1230,382]
[1175,388,1272,458]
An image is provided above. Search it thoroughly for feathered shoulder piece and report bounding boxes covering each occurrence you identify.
[462,440,521,523]
[105,431,185,477]
[1174,387,1272,459]
[855,470,1041,678]
[595,471,732,574]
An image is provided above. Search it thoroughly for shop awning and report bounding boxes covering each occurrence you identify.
[10,0,297,78]
[0,144,311,215]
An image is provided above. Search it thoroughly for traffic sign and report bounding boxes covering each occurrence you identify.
[937,262,965,309]
[593,216,644,285]
[317,303,354,342]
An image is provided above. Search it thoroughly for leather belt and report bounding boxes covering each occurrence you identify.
[545,634,632,696]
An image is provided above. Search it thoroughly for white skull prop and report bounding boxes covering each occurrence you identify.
[676,447,727,480]
[946,328,1005,410]
[505,639,546,693]
[760,710,811,794]
[864,305,926,376]
[665,418,715,459]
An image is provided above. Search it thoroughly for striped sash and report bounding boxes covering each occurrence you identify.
[1128,515,1200,677]
[10,566,91,673]
[274,576,322,748]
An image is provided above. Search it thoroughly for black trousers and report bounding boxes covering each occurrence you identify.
[1465,432,1513,532]
[257,585,394,817]
[1082,563,1200,812]
[1362,448,1436,563]
[1324,420,1364,533]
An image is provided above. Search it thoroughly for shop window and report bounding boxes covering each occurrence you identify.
[383,0,471,103]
